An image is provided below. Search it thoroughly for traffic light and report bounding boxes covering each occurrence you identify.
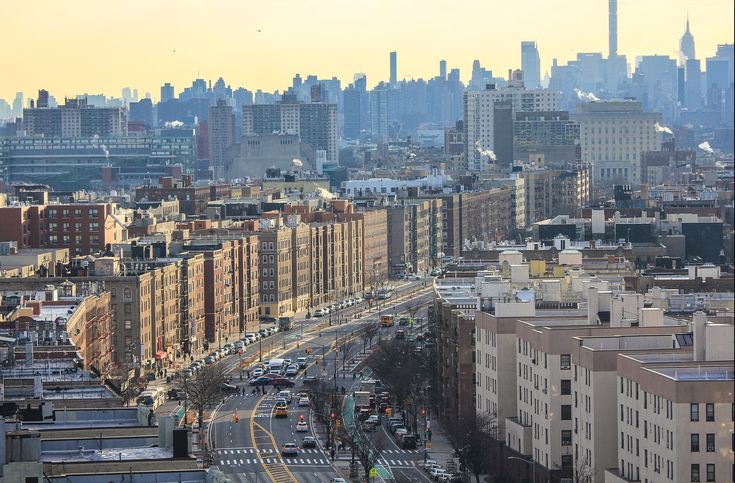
[385,407,392,417]
[330,412,336,419]
[300,414,305,422]
[420,408,426,416]
[233,414,239,423]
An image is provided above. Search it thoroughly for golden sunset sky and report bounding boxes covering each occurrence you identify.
[2,0,733,101]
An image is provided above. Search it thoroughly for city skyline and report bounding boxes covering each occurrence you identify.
[2,0,733,101]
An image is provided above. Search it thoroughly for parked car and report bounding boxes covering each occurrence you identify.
[314,309,325,317]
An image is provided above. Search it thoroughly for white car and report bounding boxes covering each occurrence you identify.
[314,309,325,317]
[278,390,292,403]
[297,397,310,407]
[296,421,308,432]
[252,368,264,377]
[430,468,448,480]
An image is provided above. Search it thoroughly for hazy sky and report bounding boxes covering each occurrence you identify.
[2,0,733,101]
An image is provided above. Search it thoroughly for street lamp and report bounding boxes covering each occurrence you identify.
[507,455,536,483]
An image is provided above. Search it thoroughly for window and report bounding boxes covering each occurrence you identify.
[691,433,700,452]
[706,433,715,452]
[124,303,131,314]
[561,379,571,395]
[691,403,700,422]
[561,405,572,420]
[705,403,714,422]
[560,354,571,370]
[706,464,715,482]
[691,464,700,482]
[124,320,132,330]
[561,430,572,446]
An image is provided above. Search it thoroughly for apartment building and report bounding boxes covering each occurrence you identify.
[258,227,294,317]
[607,313,734,483]
[387,199,442,278]
[339,208,388,288]
[291,222,311,314]
[0,202,127,255]
[23,97,127,138]
[434,279,480,442]
[178,252,206,356]
[474,292,695,482]
[465,83,558,171]
[573,100,662,189]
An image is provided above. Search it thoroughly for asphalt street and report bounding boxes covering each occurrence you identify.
[202,281,434,482]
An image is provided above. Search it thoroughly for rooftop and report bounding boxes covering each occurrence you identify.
[651,365,734,381]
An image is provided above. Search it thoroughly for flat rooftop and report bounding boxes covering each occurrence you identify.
[42,447,173,463]
[651,365,734,382]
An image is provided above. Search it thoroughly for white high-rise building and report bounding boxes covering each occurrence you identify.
[464,80,557,171]
[573,100,661,189]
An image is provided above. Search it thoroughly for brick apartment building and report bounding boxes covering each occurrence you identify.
[0,202,127,255]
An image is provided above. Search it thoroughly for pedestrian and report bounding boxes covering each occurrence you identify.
[423,449,427,463]
[247,370,250,379]
[329,448,335,461]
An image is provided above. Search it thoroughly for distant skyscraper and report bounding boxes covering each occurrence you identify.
[521,41,541,89]
[679,15,696,64]
[12,92,24,117]
[439,60,447,80]
[208,99,236,179]
[343,85,361,140]
[122,87,132,103]
[609,0,618,57]
[389,51,397,86]
[37,89,49,108]
[160,83,175,103]
[685,58,703,111]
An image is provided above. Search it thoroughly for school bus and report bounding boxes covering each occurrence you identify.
[380,315,394,327]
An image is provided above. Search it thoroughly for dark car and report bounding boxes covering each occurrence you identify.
[167,388,185,400]
[302,436,317,448]
[220,383,238,394]
[249,376,273,386]
[271,377,295,388]
[302,376,320,385]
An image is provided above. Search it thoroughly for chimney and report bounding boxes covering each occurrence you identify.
[692,311,707,361]
[587,286,599,324]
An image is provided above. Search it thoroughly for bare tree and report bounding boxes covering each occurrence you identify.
[568,454,595,483]
[454,411,498,483]
[340,338,355,369]
[361,324,380,351]
[369,338,431,434]
[175,364,225,430]
[349,425,385,480]
[119,376,145,406]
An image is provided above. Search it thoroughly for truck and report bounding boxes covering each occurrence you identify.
[353,390,372,409]
[278,316,294,331]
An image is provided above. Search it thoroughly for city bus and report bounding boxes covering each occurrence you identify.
[380,315,395,327]
[278,316,294,331]
[136,388,166,410]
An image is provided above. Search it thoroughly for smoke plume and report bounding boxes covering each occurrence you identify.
[654,123,673,135]
[475,140,497,162]
[698,141,713,154]
[574,88,599,102]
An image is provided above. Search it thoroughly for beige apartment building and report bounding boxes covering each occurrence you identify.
[334,203,387,290]
[258,227,293,317]
[290,222,311,314]
[387,199,442,278]
[606,313,734,483]
[474,298,695,482]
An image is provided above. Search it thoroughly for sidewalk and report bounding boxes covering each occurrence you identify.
[422,418,457,467]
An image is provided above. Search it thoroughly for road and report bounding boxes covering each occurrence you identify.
[205,281,434,482]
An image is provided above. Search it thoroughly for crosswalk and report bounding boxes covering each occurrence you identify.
[215,447,422,469]
[219,456,329,466]
[217,448,324,455]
